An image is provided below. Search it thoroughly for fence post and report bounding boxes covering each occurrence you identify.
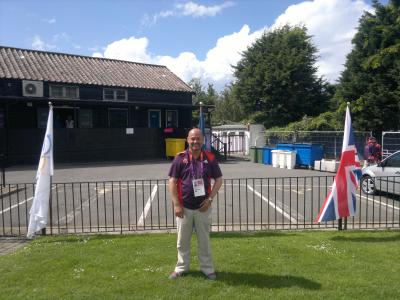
[338,218,343,230]
[224,143,227,160]
[0,153,5,187]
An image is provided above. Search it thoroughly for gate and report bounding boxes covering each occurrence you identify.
[212,132,249,155]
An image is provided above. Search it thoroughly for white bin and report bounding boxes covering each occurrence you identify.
[278,151,286,168]
[271,150,280,167]
[285,151,296,169]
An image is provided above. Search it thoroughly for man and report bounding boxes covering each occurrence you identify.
[168,128,223,280]
[65,115,74,128]
[363,136,382,166]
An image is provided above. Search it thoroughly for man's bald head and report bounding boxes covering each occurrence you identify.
[187,128,204,155]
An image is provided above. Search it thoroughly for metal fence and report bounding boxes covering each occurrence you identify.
[212,132,249,155]
[265,131,371,159]
[1,176,399,237]
[382,131,400,157]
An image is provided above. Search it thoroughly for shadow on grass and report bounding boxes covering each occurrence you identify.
[211,231,297,239]
[35,234,140,244]
[187,271,321,289]
[331,234,400,243]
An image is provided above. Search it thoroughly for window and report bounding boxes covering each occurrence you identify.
[109,108,128,128]
[37,107,49,128]
[103,88,127,101]
[78,109,93,128]
[165,110,178,127]
[386,152,400,168]
[50,85,79,99]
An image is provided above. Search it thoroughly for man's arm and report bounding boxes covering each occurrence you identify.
[168,177,184,218]
[199,176,223,212]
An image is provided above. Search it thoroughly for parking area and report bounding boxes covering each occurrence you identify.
[1,158,399,236]
[3,157,332,183]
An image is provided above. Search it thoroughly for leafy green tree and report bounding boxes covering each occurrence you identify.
[233,25,330,128]
[212,84,245,125]
[188,78,218,126]
[335,0,400,132]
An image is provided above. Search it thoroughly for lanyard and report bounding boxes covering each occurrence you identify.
[187,150,204,179]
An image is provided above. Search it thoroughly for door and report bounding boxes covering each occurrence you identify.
[148,110,161,128]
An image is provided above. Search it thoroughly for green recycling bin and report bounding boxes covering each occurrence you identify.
[256,147,264,163]
[250,146,258,163]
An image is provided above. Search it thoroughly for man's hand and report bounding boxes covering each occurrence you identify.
[199,199,211,212]
[174,205,184,218]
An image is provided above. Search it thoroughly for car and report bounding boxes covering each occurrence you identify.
[360,150,400,195]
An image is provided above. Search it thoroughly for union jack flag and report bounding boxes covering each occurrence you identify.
[316,105,362,222]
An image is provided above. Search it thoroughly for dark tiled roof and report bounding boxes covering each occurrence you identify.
[0,46,193,93]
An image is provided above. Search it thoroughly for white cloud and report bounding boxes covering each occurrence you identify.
[31,35,55,51]
[53,32,70,43]
[200,25,264,83]
[176,1,235,17]
[92,52,103,58]
[142,1,234,27]
[42,17,56,24]
[98,37,152,62]
[94,26,262,90]
[32,35,45,50]
[95,0,372,90]
[273,0,371,82]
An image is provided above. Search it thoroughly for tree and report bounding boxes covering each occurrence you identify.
[233,25,330,128]
[212,84,245,125]
[188,78,218,126]
[335,0,400,132]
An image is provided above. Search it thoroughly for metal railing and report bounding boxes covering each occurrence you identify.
[0,176,399,236]
[265,131,371,159]
[382,131,400,157]
[211,134,227,160]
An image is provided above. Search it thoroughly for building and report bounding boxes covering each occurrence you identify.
[0,46,194,165]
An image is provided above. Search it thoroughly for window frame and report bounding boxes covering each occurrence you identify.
[103,88,128,101]
[49,85,79,99]
[165,109,178,128]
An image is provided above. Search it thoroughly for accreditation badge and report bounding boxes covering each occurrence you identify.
[192,178,206,197]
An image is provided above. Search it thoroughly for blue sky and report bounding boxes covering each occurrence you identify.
[0,0,388,90]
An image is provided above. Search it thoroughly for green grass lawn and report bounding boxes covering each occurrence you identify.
[1,230,399,299]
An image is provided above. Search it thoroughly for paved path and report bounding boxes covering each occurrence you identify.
[0,237,29,256]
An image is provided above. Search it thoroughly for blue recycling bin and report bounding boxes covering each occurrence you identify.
[263,147,274,165]
[277,143,323,168]
[294,143,323,168]
[276,143,294,151]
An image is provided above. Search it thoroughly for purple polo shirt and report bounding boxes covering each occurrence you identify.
[168,150,223,210]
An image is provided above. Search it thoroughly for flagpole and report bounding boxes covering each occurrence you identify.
[41,101,53,236]
[338,102,349,231]
[48,102,53,236]
[339,102,350,230]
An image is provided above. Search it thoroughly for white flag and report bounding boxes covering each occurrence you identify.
[27,105,54,238]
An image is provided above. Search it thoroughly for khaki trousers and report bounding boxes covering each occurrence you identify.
[174,207,214,275]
